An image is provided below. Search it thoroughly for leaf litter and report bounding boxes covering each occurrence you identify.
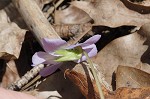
[0,0,150,99]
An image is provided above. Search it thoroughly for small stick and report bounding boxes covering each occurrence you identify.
[8,64,44,91]
[12,0,61,44]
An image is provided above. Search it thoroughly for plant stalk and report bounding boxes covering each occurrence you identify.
[83,51,105,99]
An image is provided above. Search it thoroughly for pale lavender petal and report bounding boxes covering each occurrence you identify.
[42,38,67,52]
[39,63,62,77]
[66,35,101,49]
[83,35,101,45]
[77,44,97,63]
[32,52,57,66]
[65,43,81,49]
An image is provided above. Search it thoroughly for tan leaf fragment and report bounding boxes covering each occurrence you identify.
[24,90,62,99]
[0,10,26,60]
[116,66,150,89]
[71,0,150,27]
[55,6,92,24]
[1,60,20,88]
[128,0,150,7]
[113,87,150,99]
[121,0,150,14]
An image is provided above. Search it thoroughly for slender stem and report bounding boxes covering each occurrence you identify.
[21,75,41,91]
[83,51,105,99]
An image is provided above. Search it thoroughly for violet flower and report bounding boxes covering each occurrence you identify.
[32,35,101,77]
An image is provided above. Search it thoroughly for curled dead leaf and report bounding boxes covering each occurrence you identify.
[71,0,150,27]
[0,10,26,60]
[116,66,150,89]
[128,0,150,7]
[1,60,20,88]
[55,6,92,24]
[121,0,150,14]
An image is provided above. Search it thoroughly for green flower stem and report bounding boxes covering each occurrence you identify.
[83,51,105,99]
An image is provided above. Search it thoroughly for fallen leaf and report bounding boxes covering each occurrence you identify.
[24,90,62,99]
[121,0,150,14]
[116,65,150,89]
[113,87,150,99]
[0,10,26,60]
[138,22,150,39]
[71,0,150,27]
[92,31,150,88]
[55,6,92,24]
[1,60,20,88]
[128,0,150,7]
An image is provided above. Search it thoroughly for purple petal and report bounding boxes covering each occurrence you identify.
[42,38,67,52]
[77,44,97,63]
[66,35,101,50]
[32,52,57,66]
[65,43,81,49]
[39,63,62,77]
[83,35,101,45]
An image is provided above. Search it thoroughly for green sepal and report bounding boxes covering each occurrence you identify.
[55,46,83,62]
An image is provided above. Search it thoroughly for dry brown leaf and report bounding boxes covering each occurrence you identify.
[1,60,20,88]
[121,0,150,14]
[116,66,150,89]
[113,87,150,99]
[128,0,150,7]
[24,90,62,99]
[0,0,49,10]
[55,6,92,24]
[65,69,107,99]
[92,31,150,87]
[71,0,150,27]
[0,10,26,60]
[138,22,150,38]
[65,69,150,99]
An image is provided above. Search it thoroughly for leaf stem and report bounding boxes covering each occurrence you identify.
[83,51,105,99]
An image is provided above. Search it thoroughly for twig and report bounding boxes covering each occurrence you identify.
[7,64,44,91]
[12,0,60,44]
